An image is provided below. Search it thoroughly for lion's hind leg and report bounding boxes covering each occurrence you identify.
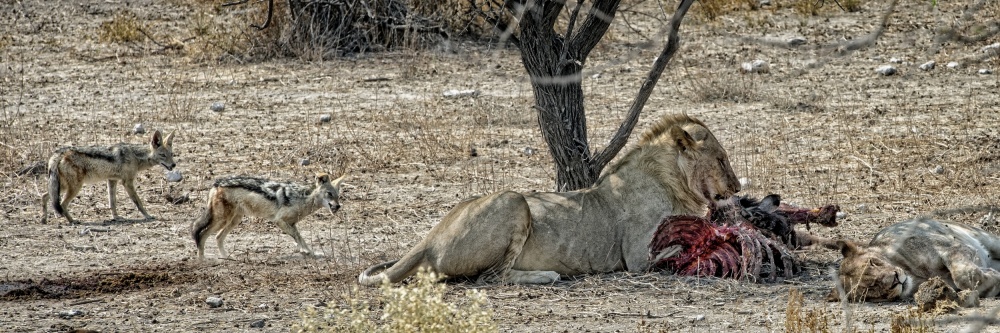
[946,249,1000,302]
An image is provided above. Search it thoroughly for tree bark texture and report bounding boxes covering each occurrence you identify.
[511,0,622,191]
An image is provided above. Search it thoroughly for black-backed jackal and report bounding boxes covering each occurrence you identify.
[41,130,176,224]
[191,173,346,260]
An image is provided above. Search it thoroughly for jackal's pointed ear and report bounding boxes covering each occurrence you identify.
[150,130,164,149]
[164,131,175,147]
[332,174,347,188]
[669,126,696,153]
[316,173,331,184]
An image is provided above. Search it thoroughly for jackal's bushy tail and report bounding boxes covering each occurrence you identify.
[49,167,63,216]
[192,205,213,249]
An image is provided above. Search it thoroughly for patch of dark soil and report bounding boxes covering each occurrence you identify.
[0,262,200,300]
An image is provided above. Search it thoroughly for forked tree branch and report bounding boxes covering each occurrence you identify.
[591,0,695,171]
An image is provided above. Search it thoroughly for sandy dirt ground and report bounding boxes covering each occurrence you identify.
[1,0,999,332]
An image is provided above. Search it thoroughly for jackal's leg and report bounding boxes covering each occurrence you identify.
[107,180,121,220]
[123,179,153,220]
[60,183,82,224]
[41,192,49,224]
[216,212,243,259]
[275,218,313,256]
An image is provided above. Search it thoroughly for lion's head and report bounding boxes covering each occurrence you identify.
[636,114,740,211]
[828,240,910,302]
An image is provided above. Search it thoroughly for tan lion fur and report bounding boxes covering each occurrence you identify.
[829,217,1000,306]
[41,130,176,224]
[358,114,740,286]
[192,173,346,260]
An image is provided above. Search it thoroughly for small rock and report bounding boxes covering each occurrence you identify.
[919,61,936,71]
[133,123,146,135]
[318,114,332,123]
[875,65,897,76]
[978,69,993,75]
[931,165,944,174]
[759,0,771,5]
[889,57,903,64]
[946,62,960,69]
[165,170,183,182]
[250,319,266,328]
[835,211,847,219]
[787,37,806,47]
[738,177,752,190]
[856,204,868,213]
[442,89,480,98]
[165,192,190,205]
[522,147,536,156]
[206,296,224,308]
[692,314,706,321]
[58,309,85,319]
[982,42,1000,54]
[468,144,478,157]
[299,158,310,166]
[210,101,225,112]
[590,73,601,79]
[914,277,960,313]
[740,60,770,74]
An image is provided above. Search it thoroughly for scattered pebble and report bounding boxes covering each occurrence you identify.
[759,0,771,6]
[919,61,935,71]
[946,62,960,69]
[299,158,310,166]
[738,177,752,190]
[133,123,146,135]
[740,60,770,74]
[318,114,332,123]
[875,65,897,76]
[206,296,224,308]
[856,204,868,213]
[522,147,536,156]
[979,69,993,75]
[692,314,706,321]
[787,37,806,47]
[590,73,601,79]
[165,170,183,182]
[982,42,1000,54]
[835,211,847,219]
[250,319,266,328]
[889,57,903,64]
[210,101,225,112]
[165,192,190,205]
[58,309,85,319]
[931,165,944,174]
[443,89,480,98]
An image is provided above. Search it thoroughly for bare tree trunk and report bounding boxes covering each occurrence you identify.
[508,0,692,191]
[511,0,621,191]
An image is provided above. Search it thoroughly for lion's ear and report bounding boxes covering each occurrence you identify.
[670,126,696,153]
[837,240,861,258]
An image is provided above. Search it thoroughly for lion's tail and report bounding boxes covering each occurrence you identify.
[358,250,426,286]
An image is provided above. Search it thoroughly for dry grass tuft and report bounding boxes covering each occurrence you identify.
[785,288,833,333]
[98,11,145,44]
[294,269,497,333]
[890,308,936,333]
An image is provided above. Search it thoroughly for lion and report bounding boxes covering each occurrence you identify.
[358,114,741,286]
[829,217,1000,305]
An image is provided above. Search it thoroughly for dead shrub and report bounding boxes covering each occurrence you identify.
[785,288,833,333]
[98,11,145,44]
